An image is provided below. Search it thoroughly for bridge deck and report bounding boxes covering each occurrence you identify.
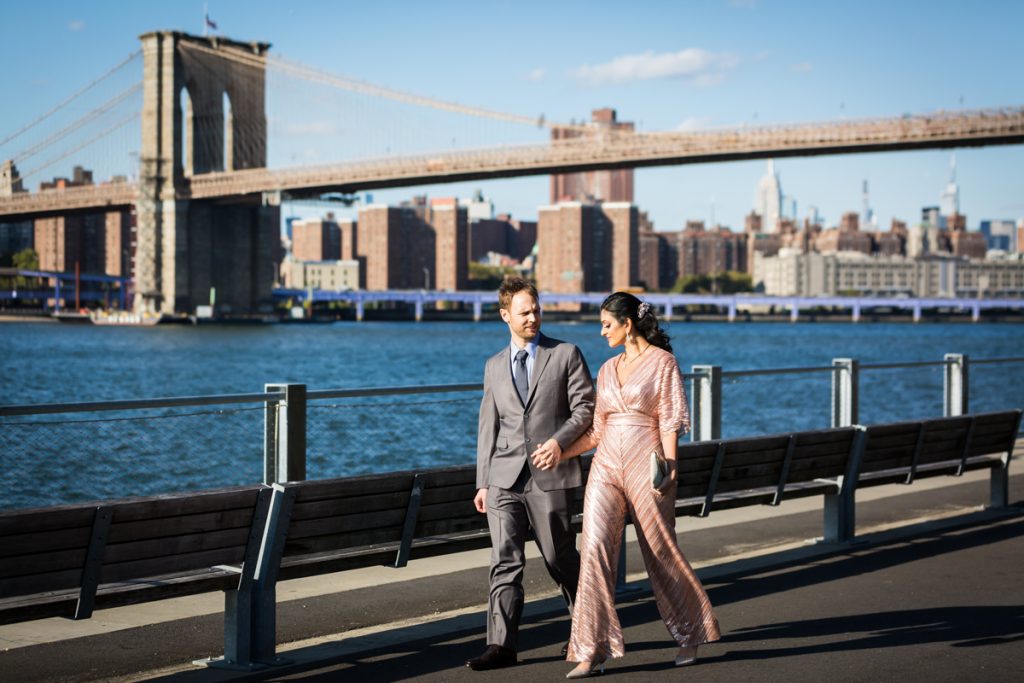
[2,106,1022,219]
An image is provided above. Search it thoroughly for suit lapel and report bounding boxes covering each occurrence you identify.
[525,334,552,408]
[497,346,525,411]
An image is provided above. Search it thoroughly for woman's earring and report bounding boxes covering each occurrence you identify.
[626,333,633,343]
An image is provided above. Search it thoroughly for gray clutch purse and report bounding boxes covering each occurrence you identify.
[650,451,669,488]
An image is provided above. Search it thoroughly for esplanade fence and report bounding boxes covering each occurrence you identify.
[1,353,1022,511]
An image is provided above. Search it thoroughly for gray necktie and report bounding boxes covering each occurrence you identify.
[513,349,529,406]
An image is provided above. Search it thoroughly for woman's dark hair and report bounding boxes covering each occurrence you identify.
[600,292,672,353]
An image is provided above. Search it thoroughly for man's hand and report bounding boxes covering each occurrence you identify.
[473,488,488,514]
[531,438,563,471]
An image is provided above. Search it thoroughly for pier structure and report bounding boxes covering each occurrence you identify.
[274,288,1024,323]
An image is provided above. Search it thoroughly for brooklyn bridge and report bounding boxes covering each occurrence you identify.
[2,30,1023,315]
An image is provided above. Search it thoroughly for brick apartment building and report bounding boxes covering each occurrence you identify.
[536,201,640,293]
[32,167,136,277]
[357,197,468,291]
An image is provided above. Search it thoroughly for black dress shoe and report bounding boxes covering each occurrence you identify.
[466,644,517,670]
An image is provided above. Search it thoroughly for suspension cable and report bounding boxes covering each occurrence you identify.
[178,41,575,132]
[14,83,143,164]
[0,50,142,149]
[23,112,140,182]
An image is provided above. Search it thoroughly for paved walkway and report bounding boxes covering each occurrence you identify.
[2,471,1022,683]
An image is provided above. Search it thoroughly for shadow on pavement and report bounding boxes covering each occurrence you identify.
[149,510,1024,682]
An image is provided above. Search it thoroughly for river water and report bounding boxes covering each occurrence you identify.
[2,319,1022,510]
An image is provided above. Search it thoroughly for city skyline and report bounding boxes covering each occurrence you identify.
[2,0,1022,233]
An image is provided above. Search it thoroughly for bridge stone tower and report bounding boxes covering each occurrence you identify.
[136,31,279,316]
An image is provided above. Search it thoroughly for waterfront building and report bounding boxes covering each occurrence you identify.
[815,212,873,254]
[356,197,467,291]
[536,200,640,294]
[755,250,1024,299]
[292,216,341,262]
[459,189,495,222]
[677,224,748,279]
[430,198,469,292]
[536,202,604,294]
[0,221,33,263]
[550,108,634,204]
[907,224,945,258]
[281,257,359,291]
[357,203,434,290]
[339,218,358,261]
[103,209,135,277]
[980,219,1017,252]
[922,206,945,230]
[957,257,1024,297]
[638,229,661,291]
[469,214,536,263]
[746,232,782,274]
[25,166,137,278]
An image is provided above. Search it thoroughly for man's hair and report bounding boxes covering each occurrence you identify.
[498,277,539,311]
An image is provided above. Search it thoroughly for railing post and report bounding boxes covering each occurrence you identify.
[264,384,307,484]
[690,365,722,442]
[473,298,483,322]
[831,358,859,428]
[251,484,296,665]
[823,426,866,543]
[663,300,673,321]
[944,353,969,417]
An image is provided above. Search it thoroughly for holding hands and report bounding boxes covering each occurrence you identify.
[531,438,562,470]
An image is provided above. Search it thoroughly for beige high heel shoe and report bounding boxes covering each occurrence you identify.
[566,659,606,678]
[674,644,698,666]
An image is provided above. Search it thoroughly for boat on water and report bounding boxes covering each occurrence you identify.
[51,311,92,323]
[89,310,164,326]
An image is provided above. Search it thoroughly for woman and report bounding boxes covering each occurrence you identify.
[558,292,720,678]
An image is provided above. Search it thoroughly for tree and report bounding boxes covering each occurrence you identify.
[12,248,38,271]
[670,271,753,294]
[466,262,521,291]
[7,248,40,291]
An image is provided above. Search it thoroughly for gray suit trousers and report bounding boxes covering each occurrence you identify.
[485,467,580,650]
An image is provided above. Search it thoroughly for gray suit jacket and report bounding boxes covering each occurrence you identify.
[476,333,595,491]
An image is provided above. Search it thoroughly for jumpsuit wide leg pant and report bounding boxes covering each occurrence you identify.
[566,417,720,663]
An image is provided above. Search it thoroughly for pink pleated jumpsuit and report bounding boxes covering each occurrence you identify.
[566,346,721,663]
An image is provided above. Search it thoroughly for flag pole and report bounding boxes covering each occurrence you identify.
[203,3,209,37]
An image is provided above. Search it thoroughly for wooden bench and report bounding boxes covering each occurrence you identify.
[0,485,273,665]
[1,409,1018,669]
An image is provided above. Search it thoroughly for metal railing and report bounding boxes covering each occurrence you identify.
[1,353,1021,510]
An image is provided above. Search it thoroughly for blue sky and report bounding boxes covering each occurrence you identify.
[2,0,1022,233]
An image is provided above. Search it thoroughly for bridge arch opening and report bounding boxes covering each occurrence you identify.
[223,90,233,172]
[179,86,194,177]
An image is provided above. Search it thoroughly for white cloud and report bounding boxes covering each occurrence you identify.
[791,62,813,73]
[68,19,86,31]
[526,67,547,81]
[570,48,738,87]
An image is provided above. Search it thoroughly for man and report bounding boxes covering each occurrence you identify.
[466,277,595,671]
